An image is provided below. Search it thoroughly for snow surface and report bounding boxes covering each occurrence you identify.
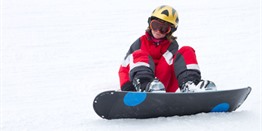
[1,0,261,130]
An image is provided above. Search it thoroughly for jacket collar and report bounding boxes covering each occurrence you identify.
[145,31,167,45]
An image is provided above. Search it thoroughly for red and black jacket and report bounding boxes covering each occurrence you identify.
[118,31,200,92]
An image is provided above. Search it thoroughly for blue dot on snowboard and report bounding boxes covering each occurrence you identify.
[211,103,230,112]
[123,92,147,106]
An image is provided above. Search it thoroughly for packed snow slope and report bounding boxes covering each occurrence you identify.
[1,0,261,130]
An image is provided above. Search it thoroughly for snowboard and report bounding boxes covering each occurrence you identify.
[93,87,251,119]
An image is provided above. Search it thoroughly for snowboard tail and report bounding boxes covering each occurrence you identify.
[93,87,251,119]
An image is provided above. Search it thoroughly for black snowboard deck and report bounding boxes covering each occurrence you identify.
[93,87,251,119]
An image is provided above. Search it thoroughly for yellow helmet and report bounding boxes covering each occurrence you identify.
[151,5,179,28]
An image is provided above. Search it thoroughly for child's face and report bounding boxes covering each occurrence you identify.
[151,30,167,39]
[149,19,171,39]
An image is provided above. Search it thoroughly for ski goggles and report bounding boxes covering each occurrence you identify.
[150,19,171,34]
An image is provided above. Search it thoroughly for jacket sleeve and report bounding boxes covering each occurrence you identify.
[118,38,141,87]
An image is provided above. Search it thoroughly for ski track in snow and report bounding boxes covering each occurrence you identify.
[1,0,261,130]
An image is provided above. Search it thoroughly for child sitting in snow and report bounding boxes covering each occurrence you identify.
[118,5,216,93]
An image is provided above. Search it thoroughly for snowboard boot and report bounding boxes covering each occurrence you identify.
[133,77,166,92]
[180,80,217,93]
[145,78,166,93]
